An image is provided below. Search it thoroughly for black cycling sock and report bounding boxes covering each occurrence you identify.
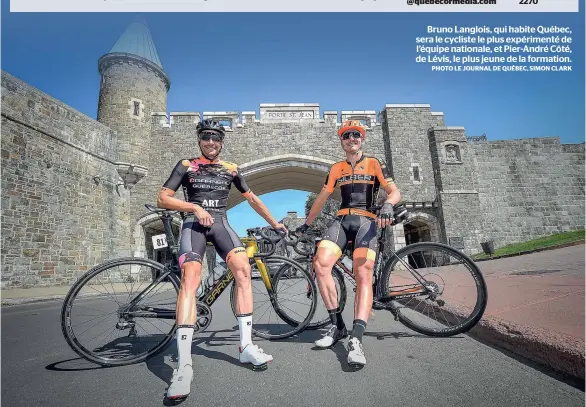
[327,308,337,326]
[351,319,367,341]
[327,307,345,330]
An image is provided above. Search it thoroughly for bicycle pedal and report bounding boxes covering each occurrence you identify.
[251,362,268,371]
[348,362,365,371]
[166,393,189,402]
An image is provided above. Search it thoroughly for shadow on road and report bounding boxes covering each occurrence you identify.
[45,357,117,372]
[364,331,467,340]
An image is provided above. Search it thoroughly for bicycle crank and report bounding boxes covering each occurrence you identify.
[193,303,212,335]
[116,320,138,337]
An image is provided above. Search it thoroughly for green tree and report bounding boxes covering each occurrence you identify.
[304,192,339,235]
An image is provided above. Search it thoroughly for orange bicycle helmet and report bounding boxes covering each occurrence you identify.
[338,120,366,140]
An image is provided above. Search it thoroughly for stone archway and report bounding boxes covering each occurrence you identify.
[389,210,442,252]
[226,154,340,209]
[402,211,441,244]
[133,212,183,262]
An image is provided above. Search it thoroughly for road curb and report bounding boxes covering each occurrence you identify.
[473,240,585,262]
[2,295,66,306]
[466,314,585,381]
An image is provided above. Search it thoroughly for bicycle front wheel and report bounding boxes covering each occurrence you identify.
[276,256,347,330]
[61,257,180,366]
[230,255,317,340]
[379,242,487,337]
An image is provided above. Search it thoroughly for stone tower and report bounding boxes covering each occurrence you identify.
[96,17,171,219]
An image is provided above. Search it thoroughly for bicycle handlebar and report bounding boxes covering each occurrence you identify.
[245,227,284,257]
[286,230,318,257]
[246,226,317,258]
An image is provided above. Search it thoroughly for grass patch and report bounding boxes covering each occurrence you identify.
[471,230,585,260]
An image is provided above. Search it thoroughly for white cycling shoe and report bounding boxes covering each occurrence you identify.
[347,337,366,368]
[314,325,348,348]
[239,343,273,370]
[166,363,193,400]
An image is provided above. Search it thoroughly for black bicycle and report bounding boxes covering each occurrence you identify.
[280,203,488,337]
[60,204,317,367]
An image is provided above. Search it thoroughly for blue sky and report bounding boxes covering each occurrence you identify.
[2,1,584,236]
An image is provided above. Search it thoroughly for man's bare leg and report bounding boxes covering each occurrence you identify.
[346,250,375,367]
[226,247,273,369]
[313,242,349,348]
[167,259,202,400]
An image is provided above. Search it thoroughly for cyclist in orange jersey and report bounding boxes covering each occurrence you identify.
[295,120,401,367]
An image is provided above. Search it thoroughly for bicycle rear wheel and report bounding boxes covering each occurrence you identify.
[379,242,487,337]
[229,255,317,340]
[61,257,180,366]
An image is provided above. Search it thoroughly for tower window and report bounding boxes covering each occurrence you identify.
[413,165,420,182]
[128,98,144,120]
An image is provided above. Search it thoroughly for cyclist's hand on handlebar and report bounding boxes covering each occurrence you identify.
[294,224,309,236]
[272,222,288,235]
[194,206,214,227]
[376,202,394,229]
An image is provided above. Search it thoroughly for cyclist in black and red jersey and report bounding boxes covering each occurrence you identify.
[296,120,401,368]
[157,119,287,400]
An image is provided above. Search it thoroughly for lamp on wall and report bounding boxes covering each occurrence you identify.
[114,162,149,189]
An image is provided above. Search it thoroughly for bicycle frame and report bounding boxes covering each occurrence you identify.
[313,224,388,294]
[303,207,433,306]
[122,208,276,321]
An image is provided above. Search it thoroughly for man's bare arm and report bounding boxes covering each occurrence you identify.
[382,183,401,206]
[157,187,214,226]
[244,191,284,229]
[158,188,196,212]
[304,188,332,226]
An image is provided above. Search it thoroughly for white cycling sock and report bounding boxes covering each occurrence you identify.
[176,325,194,368]
[237,314,253,349]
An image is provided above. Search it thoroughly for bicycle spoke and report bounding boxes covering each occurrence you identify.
[381,242,487,336]
[62,258,180,365]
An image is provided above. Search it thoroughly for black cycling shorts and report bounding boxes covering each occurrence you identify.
[178,214,245,269]
[318,215,378,261]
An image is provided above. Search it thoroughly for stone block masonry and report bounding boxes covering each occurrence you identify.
[381,105,446,204]
[146,109,390,205]
[1,71,132,288]
[470,138,585,248]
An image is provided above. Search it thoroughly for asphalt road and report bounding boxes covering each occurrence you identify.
[2,289,584,407]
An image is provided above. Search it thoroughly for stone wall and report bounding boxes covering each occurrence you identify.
[144,106,391,213]
[1,71,131,288]
[470,137,585,249]
[381,104,446,204]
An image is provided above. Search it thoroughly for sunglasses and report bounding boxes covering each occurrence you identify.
[199,132,223,142]
[341,131,363,140]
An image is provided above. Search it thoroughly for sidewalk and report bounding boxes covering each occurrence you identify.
[467,243,585,381]
[2,244,585,381]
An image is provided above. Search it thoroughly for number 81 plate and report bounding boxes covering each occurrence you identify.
[152,234,168,249]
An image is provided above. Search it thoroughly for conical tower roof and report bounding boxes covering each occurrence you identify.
[109,16,163,68]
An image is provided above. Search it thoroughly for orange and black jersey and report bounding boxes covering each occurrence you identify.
[323,154,394,218]
[162,156,251,213]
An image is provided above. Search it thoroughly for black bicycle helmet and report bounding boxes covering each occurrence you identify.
[196,119,226,139]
